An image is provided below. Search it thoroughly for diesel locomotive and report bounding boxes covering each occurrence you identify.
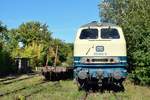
[74,21,127,89]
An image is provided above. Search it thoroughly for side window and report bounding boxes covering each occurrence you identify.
[79,29,98,39]
[101,28,120,39]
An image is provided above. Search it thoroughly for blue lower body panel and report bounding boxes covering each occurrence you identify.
[74,56,128,80]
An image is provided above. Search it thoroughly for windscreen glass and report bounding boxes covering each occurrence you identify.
[80,29,98,39]
[101,28,120,39]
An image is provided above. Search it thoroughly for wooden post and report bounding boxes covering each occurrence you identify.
[45,47,50,67]
[53,45,58,80]
[54,45,58,67]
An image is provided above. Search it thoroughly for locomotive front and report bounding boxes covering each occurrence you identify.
[74,22,127,89]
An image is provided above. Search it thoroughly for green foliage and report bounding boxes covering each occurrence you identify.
[0,22,17,74]
[6,21,52,68]
[99,0,150,85]
[0,21,73,73]
[131,67,150,85]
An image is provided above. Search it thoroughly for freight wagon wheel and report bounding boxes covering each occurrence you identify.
[44,72,50,80]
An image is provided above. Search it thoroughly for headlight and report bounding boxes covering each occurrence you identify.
[111,57,119,63]
[80,57,87,63]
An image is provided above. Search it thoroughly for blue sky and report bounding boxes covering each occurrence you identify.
[0,0,101,43]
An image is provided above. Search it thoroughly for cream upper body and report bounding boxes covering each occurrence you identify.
[74,23,126,57]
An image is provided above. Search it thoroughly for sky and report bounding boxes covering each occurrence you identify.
[0,0,101,43]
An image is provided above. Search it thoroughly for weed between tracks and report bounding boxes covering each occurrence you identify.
[0,75,150,100]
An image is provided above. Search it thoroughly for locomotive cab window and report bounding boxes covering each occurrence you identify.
[101,28,120,39]
[79,29,98,39]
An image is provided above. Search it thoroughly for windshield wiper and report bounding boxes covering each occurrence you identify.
[86,45,94,55]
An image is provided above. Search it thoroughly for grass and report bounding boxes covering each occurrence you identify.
[0,75,150,100]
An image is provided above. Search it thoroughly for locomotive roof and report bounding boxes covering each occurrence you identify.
[80,21,118,28]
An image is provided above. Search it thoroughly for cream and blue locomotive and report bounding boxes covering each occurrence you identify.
[74,21,127,89]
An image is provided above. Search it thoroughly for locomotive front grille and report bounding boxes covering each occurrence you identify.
[91,59,108,62]
[81,57,119,64]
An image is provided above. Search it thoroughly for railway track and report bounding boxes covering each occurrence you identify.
[82,92,89,100]
[112,91,121,100]
[20,81,62,100]
[0,73,55,99]
[24,87,45,98]
[112,92,118,100]
[25,81,61,97]
[0,74,38,85]
[81,90,121,100]
[0,77,17,83]
[0,80,47,97]
[0,73,37,82]
[81,90,95,100]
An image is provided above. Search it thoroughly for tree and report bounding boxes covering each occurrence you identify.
[0,21,7,47]
[99,0,150,85]
[8,21,53,68]
[1,20,73,74]
[0,21,16,74]
[8,21,73,68]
